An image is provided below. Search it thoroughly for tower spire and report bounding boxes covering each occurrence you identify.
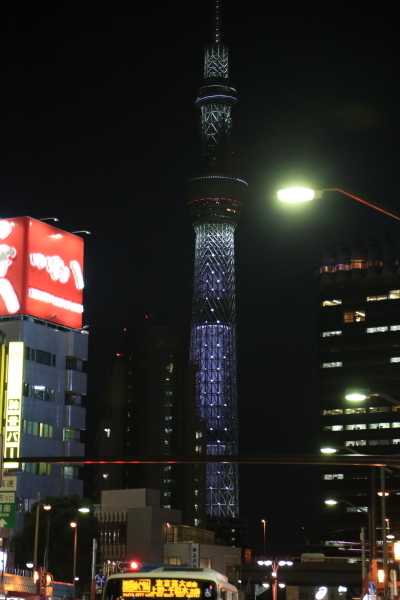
[185,0,248,520]
[213,0,222,44]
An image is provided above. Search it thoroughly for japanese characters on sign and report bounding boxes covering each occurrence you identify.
[0,217,84,329]
[121,579,202,598]
[4,342,24,469]
[0,475,16,528]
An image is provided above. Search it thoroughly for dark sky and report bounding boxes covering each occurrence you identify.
[2,1,400,555]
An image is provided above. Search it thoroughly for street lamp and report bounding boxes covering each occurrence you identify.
[261,519,267,556]
[277,187,400,221]
[42,504,90,577]
[70,521,78,595]
[257,559,293,600]
[325,499,368,581]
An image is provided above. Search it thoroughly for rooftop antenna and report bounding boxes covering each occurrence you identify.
[213,0,222,44]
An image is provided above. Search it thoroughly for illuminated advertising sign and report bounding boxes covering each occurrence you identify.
[4,342,24,469]
[0,217,84,329]
[121,579,202,598]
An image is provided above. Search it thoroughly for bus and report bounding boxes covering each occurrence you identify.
[103,567,239,600]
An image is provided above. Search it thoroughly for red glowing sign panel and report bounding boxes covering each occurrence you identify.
[0,217,84,329]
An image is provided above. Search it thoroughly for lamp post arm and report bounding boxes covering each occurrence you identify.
[323,189,400,222]
[339,499,369,515]
[375,392,400,407]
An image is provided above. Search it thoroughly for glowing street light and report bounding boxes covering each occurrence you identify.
[261,519,267,556]
[325,499,368,580]
[257,559,293,600]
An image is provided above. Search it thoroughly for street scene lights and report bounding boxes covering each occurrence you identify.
[261,519,267,556]
[325,500,368,582]
[70,521,78,595]
[257,559,293,600]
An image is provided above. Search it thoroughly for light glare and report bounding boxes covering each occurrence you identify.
[346,393,367,401]
[325,500,338,505]
[321,447,337,454]
[278,187,315,202]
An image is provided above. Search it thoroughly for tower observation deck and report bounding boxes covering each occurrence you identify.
[185,0,248,518]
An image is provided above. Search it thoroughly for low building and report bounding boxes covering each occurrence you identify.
[94,488,241,583]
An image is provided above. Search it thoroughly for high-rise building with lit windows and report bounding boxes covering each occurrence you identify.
[0,216,87,540]
[96,321,206,528]
[318,236,400,545]
[185,1,247,519]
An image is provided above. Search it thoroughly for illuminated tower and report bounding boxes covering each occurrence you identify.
[185,1,247,518]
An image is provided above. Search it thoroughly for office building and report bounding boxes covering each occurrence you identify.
[318,236,400,546]
[0,216,87,539]
[96,322,206,527]
[185,0,247,518]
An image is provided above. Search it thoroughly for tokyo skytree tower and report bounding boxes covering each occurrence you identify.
[185,0,248,518]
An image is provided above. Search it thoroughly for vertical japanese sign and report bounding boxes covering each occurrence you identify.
[190,543,199,568]
[4,342,24,469]
[0,475,16,528]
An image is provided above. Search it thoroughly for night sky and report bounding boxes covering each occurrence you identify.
[2,1,400,555]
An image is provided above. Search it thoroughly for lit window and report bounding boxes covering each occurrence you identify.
[321,331,342,337]
[369,407,389,413]
[369,423,390,429]
[367,326,388,333]
[390,325,400,331]
[196,431,202,438]
[369,439,390,445]
[344,311,365,322]
[389,290,400,299]
[345,424,366,430]
[322,409,343,416]
[367,294,388,302]
[392,423,400,428]
[351,259,365,269]
[345,407,366,414]
[322,300,342,306]
[345,440,366,447]
[195,445,202,452]
[104,428,111,437]
[324,425,343,431]
[322,362,342,368]
[391,357,400,363]
[393,439,400,444]
[323,474,344,480]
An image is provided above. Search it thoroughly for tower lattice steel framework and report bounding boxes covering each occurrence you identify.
[185,0,248,518]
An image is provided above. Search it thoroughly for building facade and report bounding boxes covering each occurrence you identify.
[96,322,206,527]
[0,216,87,540]
[185,0,247,518]
[95,488,241,583]
[318,236,400,546]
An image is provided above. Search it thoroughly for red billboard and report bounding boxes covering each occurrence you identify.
[0,217,84,329]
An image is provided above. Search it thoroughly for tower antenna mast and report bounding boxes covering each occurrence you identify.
[185,0,248,519]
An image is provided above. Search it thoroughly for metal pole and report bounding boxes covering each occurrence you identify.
[91,538,97,600]
[45,512,50,574]
[371,466,376,560]
[361,527,366,582]
[73,525,78,595]
[381,466,388,597]
[33,492,40,573]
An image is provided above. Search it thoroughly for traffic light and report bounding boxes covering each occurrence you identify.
[117,561,142,572]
